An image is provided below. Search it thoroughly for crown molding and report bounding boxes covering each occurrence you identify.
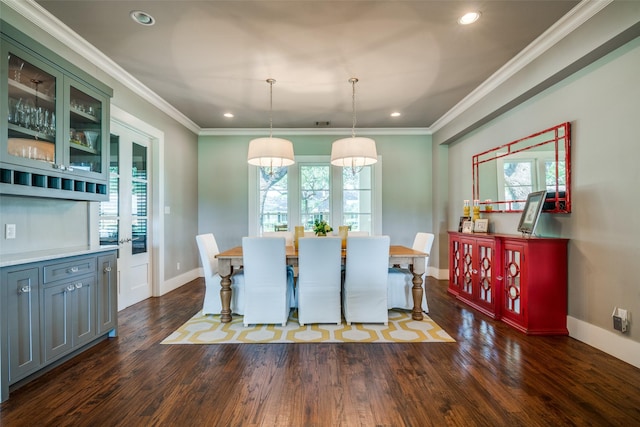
[199,127,432,137]
[430,0,612,132]
[3,0,201,135]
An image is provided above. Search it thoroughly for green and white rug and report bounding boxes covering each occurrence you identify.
[162,310,455,344]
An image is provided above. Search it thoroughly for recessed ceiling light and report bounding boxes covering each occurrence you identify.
[130,10,155,26]
[390,112,401,117]
[223,113,234,118]
[458,11,481,25]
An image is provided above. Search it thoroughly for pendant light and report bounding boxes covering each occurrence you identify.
[330,77,377,173]
[247,78,295,169]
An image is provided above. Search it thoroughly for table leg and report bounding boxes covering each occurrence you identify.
[411,257,426,321]
[219,273,232,323]
[218,258,233,323]
[411,271,424,321]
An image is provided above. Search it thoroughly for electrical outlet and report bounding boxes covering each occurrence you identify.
[5,224,16,239]
[612,307,629,333]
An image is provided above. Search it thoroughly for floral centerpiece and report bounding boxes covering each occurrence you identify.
[313,219,333,236]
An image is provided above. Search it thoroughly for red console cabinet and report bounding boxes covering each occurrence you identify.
[500,236,568,335]
[448,232,568,335]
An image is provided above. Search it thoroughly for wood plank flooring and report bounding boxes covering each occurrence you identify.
[1,277,639,426]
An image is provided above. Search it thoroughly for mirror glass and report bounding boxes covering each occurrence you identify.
[473,122,571,213]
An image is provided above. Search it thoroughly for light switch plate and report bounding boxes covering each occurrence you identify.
[5,224,16,239]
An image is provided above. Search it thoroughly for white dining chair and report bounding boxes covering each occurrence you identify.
[196,233,245,315]
[297,237,342,326]
[348,231,369,236]
[262,231,294,246]
[387,232,434,313]
[342,235,390,325]
[241,237,294,326]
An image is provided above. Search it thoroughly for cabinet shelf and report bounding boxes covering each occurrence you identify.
[69,141,98,154]
[8,123,55,143]
[8,78,55,103]
[70,107,99,123]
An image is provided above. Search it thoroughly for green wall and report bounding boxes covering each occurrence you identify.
[198,133,433,255]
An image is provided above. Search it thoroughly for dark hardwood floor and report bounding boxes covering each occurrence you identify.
[1,277,639,426]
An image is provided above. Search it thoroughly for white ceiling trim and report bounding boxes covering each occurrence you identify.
[3,0,201,135]
[430,0,612,132]
[199,127,431,137]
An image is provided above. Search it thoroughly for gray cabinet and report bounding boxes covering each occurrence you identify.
[0,249,116,402]
[5,267,41,383]
[43,276,96,362]
[97,254,117,334]
[1,21,112,201]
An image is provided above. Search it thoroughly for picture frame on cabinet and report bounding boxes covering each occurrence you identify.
[518,190,547,235]
[474,219,489,233]
[461,220,474,233]
[458,216,472,232]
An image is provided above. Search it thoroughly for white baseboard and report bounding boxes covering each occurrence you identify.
[429,267,449,281]
[160,268,200,296]
[567,316,640,369]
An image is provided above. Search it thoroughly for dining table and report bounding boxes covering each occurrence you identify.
[215,244,429,323]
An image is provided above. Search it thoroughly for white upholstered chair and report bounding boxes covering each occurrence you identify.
[297,237,342,326]
[348,231,369,236]
[387,232,434,313]
[262,231,294,246]
[342,235,391,325]
[242,237,294,326]
[196,233,245,315]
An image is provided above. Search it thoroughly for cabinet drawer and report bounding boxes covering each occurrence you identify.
[43,257,96,284]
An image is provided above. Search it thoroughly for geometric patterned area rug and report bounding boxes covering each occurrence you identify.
[161,309,455,344]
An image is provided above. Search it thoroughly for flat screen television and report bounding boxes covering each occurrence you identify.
[517,190,547,235]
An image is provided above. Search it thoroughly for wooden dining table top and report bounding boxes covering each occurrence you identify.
[215,245,428,259]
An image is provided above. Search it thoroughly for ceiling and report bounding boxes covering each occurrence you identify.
[34,0,580,130]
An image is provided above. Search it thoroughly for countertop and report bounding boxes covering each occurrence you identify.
[0,245,118,268]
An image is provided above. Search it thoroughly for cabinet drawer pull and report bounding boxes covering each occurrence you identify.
[19,285,31,294]
[66,284,76,292]
[75,282,83,289]
[472,269,478,274]
[68,266,79,273]
[496,275,503,281]
[104,266,112,272]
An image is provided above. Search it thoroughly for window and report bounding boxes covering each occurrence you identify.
[496,151,559,210]
[249,155,381,236]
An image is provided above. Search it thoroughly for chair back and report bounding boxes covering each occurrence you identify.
[345,236,390,290]
[343,236,390,325]
[196,233,219,281]
[297,237,343,325]
[413,232,435,261]
[242,237,292,325]
[348,231,369,237]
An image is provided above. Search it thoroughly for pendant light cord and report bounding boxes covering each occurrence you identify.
[350,77,358,139]
[268,78,275,139]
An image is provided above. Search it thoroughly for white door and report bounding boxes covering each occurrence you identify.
[99,122,152,310]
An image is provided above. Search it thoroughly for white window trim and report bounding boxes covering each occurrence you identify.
[249,155,382,236]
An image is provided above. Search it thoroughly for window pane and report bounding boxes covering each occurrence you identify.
[300,165,331,229]
[132,142,147,180]
[343,166,372,233]
[503,161,533,209]
[99,219,118,248]
[99,134,119,249]
[259,167,288,233]
[132,218,147,255]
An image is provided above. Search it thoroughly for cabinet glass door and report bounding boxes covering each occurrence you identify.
[6,51,57,165]
[68,84,103,174]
